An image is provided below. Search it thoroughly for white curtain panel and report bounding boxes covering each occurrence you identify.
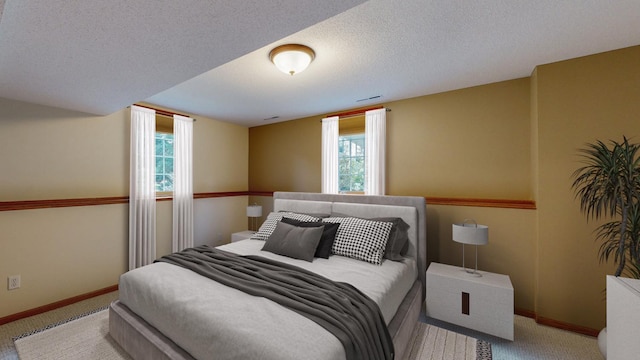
[365,108,386,195]
[129,105,157,270]
[321,116,340,194]
[172,115,194,252]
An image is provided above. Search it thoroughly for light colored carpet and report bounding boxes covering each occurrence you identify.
[1,290,602,360]
[14,307,489,360]
[423,315,603,360]
[13,309,131,360]
[0,291,119,360]
[404,322,491,360]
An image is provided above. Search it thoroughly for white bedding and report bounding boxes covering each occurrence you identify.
[119,240,416,360]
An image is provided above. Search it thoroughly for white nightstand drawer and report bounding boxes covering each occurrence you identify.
[426,262,514,340]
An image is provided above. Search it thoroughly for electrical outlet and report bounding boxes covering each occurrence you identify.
[8,275,20,290]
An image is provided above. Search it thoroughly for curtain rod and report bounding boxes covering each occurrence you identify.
[131,104,196,121]
[325,106,390,119]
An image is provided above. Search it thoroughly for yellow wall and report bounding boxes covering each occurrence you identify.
[249,45,640,330]
[250,78,531,198]
[386,80,531,198]
[0,100,129,201]
[249,77,537,315]
[249,117,322,192]
[534,46,640,329]
[0,99,249,318]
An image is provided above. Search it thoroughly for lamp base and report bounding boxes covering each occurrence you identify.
[462,268,483,277]
[459,243,484,277]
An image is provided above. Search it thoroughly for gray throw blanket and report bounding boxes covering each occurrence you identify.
[156,245,394,360]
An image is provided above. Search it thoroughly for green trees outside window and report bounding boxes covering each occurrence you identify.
[339,134,365,192]
[155,133,174,192]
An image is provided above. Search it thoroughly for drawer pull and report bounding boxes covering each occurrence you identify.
[462,292,470,315]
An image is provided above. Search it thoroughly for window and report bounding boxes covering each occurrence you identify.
[155,132,174,192]
[338,134,365,192]
[155,115,174,193]
[323,109,385,195]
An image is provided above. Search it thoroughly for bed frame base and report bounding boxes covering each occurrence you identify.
[109,280,422,360]
[109,301,196,360]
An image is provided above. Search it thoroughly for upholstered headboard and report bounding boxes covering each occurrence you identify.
[273,192,427,299]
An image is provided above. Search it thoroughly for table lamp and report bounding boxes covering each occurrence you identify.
[452,219,489,276]
[246,205,262,232]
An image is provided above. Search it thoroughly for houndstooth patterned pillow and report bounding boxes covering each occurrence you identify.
[323,217,393,265]
[250,212,322,241]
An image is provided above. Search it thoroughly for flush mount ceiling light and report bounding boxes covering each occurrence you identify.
[269,44,315,76]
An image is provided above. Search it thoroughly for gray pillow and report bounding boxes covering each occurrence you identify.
[371,217,410,261]
[262,221,324,262]
[250,212,322,241]
[281,217,339,259]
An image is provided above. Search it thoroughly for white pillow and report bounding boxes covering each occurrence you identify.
[323,217,393,265]
[250,212,322,241]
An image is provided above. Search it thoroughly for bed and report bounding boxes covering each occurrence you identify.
[109,192,427,360]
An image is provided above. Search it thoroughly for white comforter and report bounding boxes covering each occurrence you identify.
[118,240,416,360]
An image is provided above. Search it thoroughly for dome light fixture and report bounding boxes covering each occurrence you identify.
[269,44,315,76]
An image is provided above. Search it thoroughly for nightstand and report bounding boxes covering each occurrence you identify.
[231,230,255,242]
[426,262,514,340]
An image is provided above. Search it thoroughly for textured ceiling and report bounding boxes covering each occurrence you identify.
[0,0,364,115]
[1,1,640,127]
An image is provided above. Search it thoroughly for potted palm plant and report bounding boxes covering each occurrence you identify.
[572,137,640,278]
[571,137,640,358]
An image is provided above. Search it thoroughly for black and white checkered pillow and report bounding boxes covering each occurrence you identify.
[323,217,393,265]
[250,212,322,241]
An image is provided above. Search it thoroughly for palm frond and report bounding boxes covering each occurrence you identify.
[623,258,640,279]
[572,137,640,278]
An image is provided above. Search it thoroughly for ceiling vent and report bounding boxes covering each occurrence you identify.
[356,95,381,102]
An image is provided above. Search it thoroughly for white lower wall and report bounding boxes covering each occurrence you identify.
[0,204,129,318]
[194,196,248,247]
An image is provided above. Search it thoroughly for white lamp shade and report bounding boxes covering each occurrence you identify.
[246,205,262,218]
[452,223,488,245]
